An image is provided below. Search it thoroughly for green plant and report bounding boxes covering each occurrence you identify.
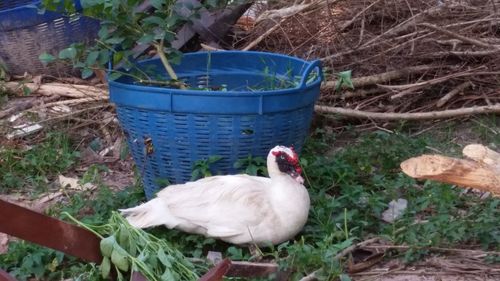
[65,211,201,281]
[335,70,354,91]
[190,155,222,180]
[0,133,79,192]
[40,0,231,86]
[0,183,145,280]
[233,155,267,176]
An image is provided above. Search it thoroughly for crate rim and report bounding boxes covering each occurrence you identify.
[107,50,323,97]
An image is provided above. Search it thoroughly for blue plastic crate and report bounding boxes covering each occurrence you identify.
[109,51,322,199]
[0,0,99,76]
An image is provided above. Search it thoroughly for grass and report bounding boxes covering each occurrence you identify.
[1,119,500,280]
[0,133,79,193]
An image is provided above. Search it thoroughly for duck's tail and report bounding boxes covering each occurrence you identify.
[119,198,172,229]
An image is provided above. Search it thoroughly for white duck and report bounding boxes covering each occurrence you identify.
[120,145,310,246]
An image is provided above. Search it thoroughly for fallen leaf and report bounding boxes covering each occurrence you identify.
[59,175,95,191]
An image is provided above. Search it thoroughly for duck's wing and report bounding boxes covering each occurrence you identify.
[157,175,275,238]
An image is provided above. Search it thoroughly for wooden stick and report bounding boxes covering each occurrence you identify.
[437,81,472,107]
[321,65,439,90]
[417,49,500,58]
[4,82,107,98]
[31,97,109,110]
[242,18,287,51]
[462,144,500,171]
[0,96,60,119]
[400,155,500,196]
[315,104,500,120]
[383,68,484,92]
[341,88,386,99]
[419,23,497,49]
[363,244,500,256]
[339,0,382,32]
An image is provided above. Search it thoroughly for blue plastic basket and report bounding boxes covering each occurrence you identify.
[109,51,322,199]
[0,0,99,76]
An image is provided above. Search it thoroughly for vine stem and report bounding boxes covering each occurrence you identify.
[61,212,105,239]
[155,40,187,89]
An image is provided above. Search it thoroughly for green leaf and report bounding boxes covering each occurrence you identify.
[160,269,176,281]
[100,235,116,257]
[142,16,165,26]
[86,51,99,65]
[105,37,125,44]
[117,225,130,246]
[81,68,94,79]
[246,165,258,176]
[340,274,352,281]
[138,34,155,45]
[97,26,109,39]
[39,53,56,66]
[157,249,172,267]
[111,244,129,272]
[58,47,77,60]
[108,72,122,81]
[100,256,111,278]
[22,85,32,96]
[150,0,165,9]
[336,70,354,91]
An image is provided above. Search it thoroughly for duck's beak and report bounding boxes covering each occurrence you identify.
[295,175,304,184]
[289,170,305,184]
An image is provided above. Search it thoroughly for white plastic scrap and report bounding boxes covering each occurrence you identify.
[381,198,408,223]
[6,124,43,139]
[8,113,24,122]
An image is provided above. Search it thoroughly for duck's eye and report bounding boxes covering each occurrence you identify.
[280,155,286,160]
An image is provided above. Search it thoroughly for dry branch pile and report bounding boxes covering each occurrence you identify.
[0,76,111,141]
[243,0,500,119]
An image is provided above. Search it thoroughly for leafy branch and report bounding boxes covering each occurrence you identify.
[40,0,208,85]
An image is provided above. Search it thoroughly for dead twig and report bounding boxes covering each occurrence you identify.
[419,22,498,49]
[321,65,442,90]
[36,104,112,125]
[242,18,288,51]
[0,96,60,119]
[437,81,473,107]
[416,49,500,58]
[339,0,382,32]
[30,97,109,111]
[315,104,500,120]
[4,82,107,98]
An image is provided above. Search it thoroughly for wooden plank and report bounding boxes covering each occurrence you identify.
[401,154,500,196]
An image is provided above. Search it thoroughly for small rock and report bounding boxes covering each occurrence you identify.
[382,198,408,223]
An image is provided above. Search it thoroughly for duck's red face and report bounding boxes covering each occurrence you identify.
[272,147,304,184]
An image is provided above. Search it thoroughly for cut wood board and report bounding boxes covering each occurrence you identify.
[401,144,500,196]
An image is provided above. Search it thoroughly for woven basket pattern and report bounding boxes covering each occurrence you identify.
[0,2,99,76]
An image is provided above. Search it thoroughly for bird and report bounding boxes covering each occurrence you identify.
[120,145,310,246]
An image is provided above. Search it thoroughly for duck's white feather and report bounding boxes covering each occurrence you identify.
[120,146,310,246]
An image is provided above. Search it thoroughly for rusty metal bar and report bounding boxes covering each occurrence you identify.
[0,269,17,281]
[0,199,102,263]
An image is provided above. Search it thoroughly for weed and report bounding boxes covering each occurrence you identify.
[190,155,222,180]
[233,155,267,176]
[0,133,79,192]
